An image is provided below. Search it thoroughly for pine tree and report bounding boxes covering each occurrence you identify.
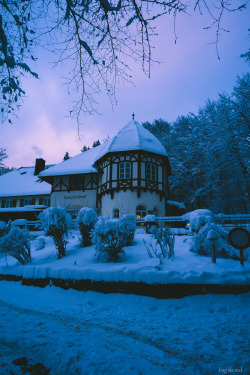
[63,152,70,161]
[81,145,90,152]
[92,140,101,148]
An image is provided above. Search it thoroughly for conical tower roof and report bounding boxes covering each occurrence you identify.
[96,120,168,160]
[39,120,169,179]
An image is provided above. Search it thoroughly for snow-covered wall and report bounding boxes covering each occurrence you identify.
[101,190,165,217]
[51,190,97,210]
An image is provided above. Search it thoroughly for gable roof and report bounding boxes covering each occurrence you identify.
[39,142,108,178]
[0,167,51,198]
[39,120,169,179]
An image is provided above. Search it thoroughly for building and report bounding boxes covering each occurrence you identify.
[39,120,171,218]
[0,159,51,221]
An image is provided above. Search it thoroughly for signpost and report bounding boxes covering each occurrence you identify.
[228,227,250,266]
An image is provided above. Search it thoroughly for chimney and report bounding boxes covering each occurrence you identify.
[35,158,46,176]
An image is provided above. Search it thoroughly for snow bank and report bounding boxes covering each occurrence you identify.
[0,234,249,286]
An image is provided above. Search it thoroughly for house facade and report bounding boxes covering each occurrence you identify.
[40,120,171,218]
[0,159,51,221]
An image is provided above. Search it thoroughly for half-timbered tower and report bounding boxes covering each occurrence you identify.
[39,120,171,217]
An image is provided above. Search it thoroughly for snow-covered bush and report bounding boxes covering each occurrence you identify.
[144,215,158,233]
[0,221,9,238]
[93,217,127,262]
[12,219,27,229]
[119,214,136,245]
[190,222,240,260]
[39,207,72,259]
[182,209,215,234]
[76,207,98,247]
[0,227,31,264]
[33,236,46,251]
[144,226,175,263]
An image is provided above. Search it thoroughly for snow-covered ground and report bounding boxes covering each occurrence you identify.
[0,281,249,374]
[0,231,249,285]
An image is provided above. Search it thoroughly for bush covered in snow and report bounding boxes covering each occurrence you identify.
[93,217,127,262]
[144,226,175,263]
[183,209,215,234]
[76,207,98,247]
[144,214,158,233]
[12,219,28,229]
[0,221,9,238]
[119,214,136,245]
[190,222,241,260]
[0,227,31,264]
[39,207,72,259]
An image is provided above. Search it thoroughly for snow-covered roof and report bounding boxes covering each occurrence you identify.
[0,167,51,197]
[97,120,168,159]
[39,143,108,178]
[40,120,168,179]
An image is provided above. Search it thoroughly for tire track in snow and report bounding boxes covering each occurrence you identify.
[0,298,207,374]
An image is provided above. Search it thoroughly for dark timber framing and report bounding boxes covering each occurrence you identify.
[96,150,171,202]
[51,173,99,193]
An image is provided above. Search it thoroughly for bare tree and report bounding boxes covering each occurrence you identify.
[0,0,247,123]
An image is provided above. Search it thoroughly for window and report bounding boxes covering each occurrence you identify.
[5,199,14,208]
[146,163,156,181]
[119,162,131,179]
[24,198,33,206]
[2,199,17,208]
[70,175,82,190]
[43,198,51,207]
[113,208,119,218]
[136,205,147,218]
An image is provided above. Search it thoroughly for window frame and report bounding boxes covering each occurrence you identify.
[113,208,119,218]
[119,162,131,180]
[136,205,147,218]
[146,163,157,181]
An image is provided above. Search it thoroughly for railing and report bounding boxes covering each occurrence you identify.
[136,214,250,230]
[20,214,249,232]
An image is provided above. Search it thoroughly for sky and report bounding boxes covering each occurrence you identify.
[0,4,249,168]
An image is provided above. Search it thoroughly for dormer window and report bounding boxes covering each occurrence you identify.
[146,163,156,181]
[119,162,131,179]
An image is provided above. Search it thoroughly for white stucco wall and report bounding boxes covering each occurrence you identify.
[101,190,165,217]
[51,190,97,209]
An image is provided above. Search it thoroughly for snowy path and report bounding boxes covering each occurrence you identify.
[0,282,249,375]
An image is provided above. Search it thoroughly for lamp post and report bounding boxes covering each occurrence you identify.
[207,230,219,264]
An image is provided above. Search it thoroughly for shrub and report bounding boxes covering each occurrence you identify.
[190,222,240,260]
[144,214,158,233]
[39,207,72,259]
[119,214,136,245]
[0,221,9,238]
[144,226,175,263]
[182,209,215,234]
[93,217,127,262]
[76,207,98,246]
[0,227,31,264]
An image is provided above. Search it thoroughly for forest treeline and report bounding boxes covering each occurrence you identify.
[143,74,250,214]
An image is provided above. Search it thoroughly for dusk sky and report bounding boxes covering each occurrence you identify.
[1,6,249,168]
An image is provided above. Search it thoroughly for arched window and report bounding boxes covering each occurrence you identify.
[146,163,156,181]
[136,205,147,218]
[113,208,119,218]
[119,162,131,179]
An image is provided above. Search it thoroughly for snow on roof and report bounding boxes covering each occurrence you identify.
[40,120,168,178]
[97,120,168,159]
[166,200,186,209]
[39,143,108,178]
[0,167,51,198]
